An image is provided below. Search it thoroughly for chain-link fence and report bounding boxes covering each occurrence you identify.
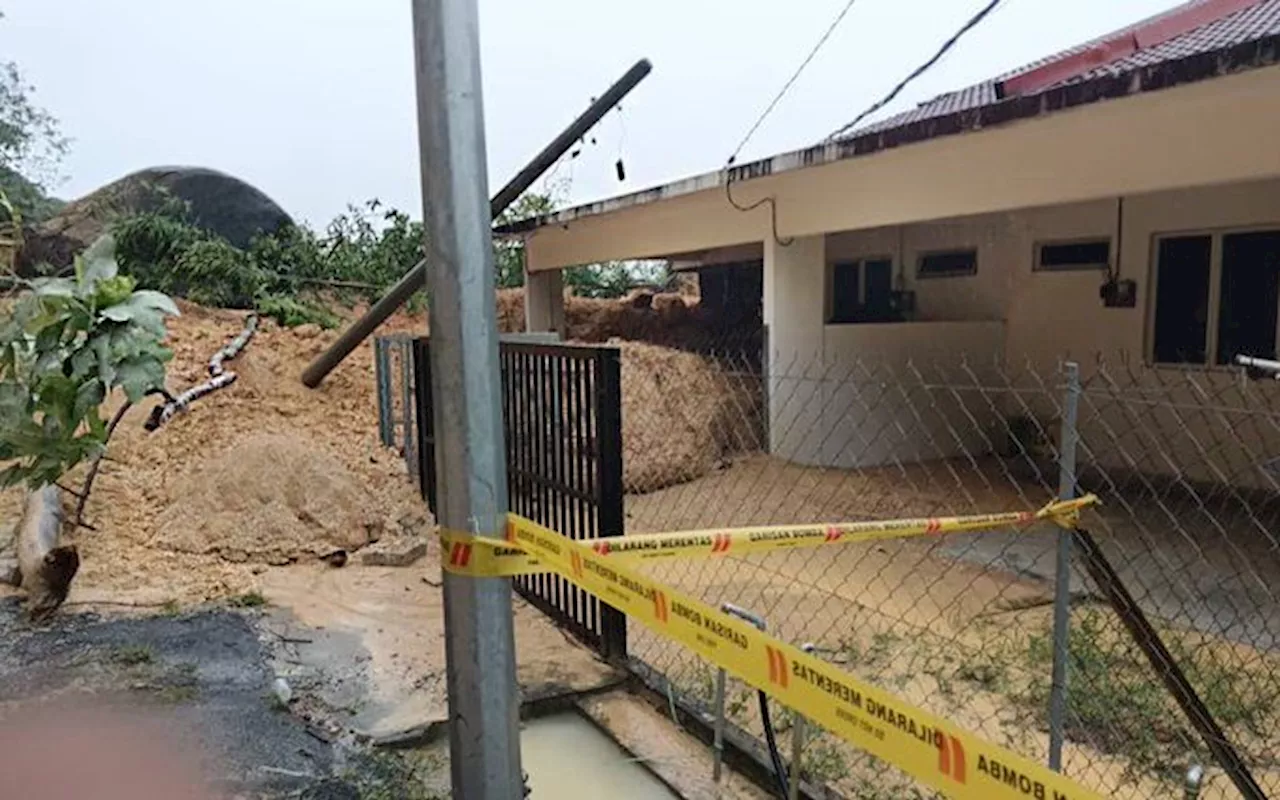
[619,340,1280,799]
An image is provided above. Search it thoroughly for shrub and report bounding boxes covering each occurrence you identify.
[0,235,177,488]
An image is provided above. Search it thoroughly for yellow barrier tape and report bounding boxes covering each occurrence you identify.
[439,495,1097,578]
[501,513,1102,800]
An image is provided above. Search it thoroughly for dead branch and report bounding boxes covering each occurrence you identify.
[147,313,257,432]
[75,400,133,528]
[208,312,258,377]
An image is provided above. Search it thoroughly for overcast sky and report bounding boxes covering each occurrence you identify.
[3,0,1175,226]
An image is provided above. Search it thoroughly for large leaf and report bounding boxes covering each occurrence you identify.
[100,293,174,335]
[0,464,25,490]
[115,355,167,402]
[31,277,76,298]
[0,380,26,426]
[82,233,116,265]
[81,236,120,286]
[129,289,180,317]
[73,378,105,423]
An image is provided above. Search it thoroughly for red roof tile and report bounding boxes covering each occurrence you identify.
[843,0,1280,139]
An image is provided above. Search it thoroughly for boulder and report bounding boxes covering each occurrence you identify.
[16,166,292,273]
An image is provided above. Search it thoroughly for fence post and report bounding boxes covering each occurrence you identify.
[1048,361,1080,771]
[595,346,628,663]
[375,337,392,447]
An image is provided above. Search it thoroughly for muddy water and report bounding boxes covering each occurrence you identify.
[522,713,678,799]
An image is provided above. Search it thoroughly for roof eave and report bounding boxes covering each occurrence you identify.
[495,32,1280,236]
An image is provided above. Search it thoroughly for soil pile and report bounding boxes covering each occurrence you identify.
[155,433,403,564]
[0,300,432,604]
[495,287,750,352]
[618,342,760,493]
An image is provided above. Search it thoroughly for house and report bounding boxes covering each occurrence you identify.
[503,0,1280,483]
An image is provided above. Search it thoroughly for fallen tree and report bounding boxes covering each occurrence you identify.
[14,485,78,620]
[145,312,256,431]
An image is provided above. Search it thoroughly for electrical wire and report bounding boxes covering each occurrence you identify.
[759,691,791,798]
[827,0,1006,141]
[729,0,860,165]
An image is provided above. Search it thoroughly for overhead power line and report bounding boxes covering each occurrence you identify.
[827,0,1006,142]
[728,0,860,165]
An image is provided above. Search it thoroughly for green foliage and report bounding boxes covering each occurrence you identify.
[113,199,421,327]
[227,590,267,608]
[493,193,555,289]
[1022,609,1274,780]
[0,235,177,489]
[563,261,671,299]
[0,14,69,220]
[256,294,338,329]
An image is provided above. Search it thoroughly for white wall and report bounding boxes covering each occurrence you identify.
[808,179,1280,486]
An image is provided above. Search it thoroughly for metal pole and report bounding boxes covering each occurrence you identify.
[300,58,653,389]
[1048,361,1080,771]
[411,1,522,797]
[712,667,726,783]
[788,642,815,800]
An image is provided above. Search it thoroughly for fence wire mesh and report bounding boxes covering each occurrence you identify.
[618,341,1280,799]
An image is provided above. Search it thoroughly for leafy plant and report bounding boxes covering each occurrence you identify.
[256,293,338,329]
[0,235,177,489]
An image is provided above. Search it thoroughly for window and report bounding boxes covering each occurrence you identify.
[918,249,977,278]
[829,258,896,323]
[1037,240,1110,271]
[1150,230,1280,366]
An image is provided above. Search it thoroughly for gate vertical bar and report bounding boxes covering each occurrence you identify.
[595,346,628,662]
[412,338,437,511]
[1048,361,1080,771]
[375,337,393,447]
[410,0,523,795]
[400,338,418,479]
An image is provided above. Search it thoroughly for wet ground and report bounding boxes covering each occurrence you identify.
[0,598,362,798]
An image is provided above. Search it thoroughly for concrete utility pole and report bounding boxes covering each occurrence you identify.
[410,0,523,796]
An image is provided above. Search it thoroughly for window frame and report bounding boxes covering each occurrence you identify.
[916,247,978,279]
[1148,226,1280,368]
[1034,237,1111,272]
[827,255,893,325]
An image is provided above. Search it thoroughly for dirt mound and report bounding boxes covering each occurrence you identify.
[155,434,395,563]
[618,342,758,494]
[494,287,747,352]
[0,300,433,604]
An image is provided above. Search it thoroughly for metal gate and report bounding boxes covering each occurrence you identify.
[413,337,627,660]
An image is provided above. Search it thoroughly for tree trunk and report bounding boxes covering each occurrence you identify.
[16,485,78,619]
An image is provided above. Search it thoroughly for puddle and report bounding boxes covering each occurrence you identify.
[522,712,679,799]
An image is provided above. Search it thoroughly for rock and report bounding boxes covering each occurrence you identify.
[0,557,20,587]
[293,324,322,340]
[16,166,293,274]
[359,537,428,567]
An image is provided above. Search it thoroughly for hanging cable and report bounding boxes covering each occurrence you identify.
[723,1,860,245]
[827,0,1006,141]
[729,0,860,165]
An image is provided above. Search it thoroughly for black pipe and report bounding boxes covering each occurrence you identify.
[301,59,653,388]
[759,691,790,798]
[1073,527,1266,800]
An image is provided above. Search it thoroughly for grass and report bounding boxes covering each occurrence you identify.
[227,590,267,608]
[112,644,154,666]
[341,750,447,800]
[1020,608,1276,781]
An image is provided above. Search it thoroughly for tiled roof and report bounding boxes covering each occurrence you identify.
[845,0,1280,138]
